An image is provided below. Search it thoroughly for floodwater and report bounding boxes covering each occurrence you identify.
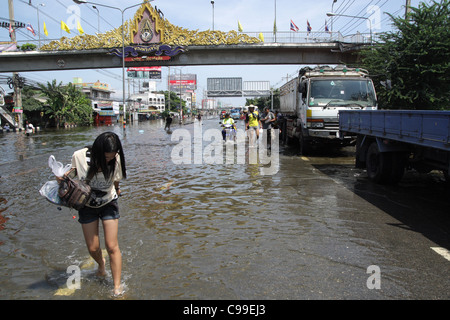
[1,117,449,300]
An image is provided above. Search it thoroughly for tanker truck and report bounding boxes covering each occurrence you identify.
[279,65,378,154]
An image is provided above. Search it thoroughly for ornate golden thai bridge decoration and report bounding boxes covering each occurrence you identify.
[40,2,261,53]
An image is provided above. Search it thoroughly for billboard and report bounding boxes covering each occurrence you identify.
[243,81,271,96]
[127,66,161,79]
[207,77,242,97]
[169,74,197,92]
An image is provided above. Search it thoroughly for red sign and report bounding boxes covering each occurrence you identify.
[127,66,161,72]
[169,80,196,85]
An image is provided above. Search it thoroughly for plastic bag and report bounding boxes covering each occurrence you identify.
[48,155,71,177]
[39,180,64,205]
[39,155,72,206]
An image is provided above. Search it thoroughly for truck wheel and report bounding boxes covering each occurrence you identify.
[389,152,407,184]
[366,142,392,184]
[298,131,311,156]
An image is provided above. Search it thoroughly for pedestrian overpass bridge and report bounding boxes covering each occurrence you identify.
[0,2,371,73]
[0,41,366,73]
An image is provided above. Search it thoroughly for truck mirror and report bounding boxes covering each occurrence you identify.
[299,81,306,94]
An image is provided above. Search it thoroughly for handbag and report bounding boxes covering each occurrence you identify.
[58,169,93,210]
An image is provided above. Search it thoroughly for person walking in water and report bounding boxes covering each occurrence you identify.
[165,114,173,131]
[66,132,127,296]
[245,105,261,147]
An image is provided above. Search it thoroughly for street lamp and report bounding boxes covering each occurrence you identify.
[211,1,215,31]
[92,5,100,33]
[72,0,153,131]
[35,3,45,50]
[326,12,372,44]
[330,0,337,34]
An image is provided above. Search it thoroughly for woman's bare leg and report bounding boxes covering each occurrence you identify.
[103,219,122,294]
[81,220,106,276]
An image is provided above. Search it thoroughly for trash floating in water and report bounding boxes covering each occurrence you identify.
[158,181,174,190]
[139,130,144,134]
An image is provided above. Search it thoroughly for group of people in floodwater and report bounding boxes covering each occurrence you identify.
[2,121,35,135]
[221,105,279,144]
[164,105,279,143]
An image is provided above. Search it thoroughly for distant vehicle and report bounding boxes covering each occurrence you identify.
[220,110,227,119]
[230,108,241,120]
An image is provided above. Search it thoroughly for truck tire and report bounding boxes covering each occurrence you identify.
[298,130,311,156]
[299,137,311,156]
[366,142,393,184]
[389,152,407,184]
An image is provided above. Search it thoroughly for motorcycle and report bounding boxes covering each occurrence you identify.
[221,123,236,142]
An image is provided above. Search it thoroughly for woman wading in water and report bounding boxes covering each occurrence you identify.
[66,132,127,296]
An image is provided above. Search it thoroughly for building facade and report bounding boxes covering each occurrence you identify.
[73,78,119,126]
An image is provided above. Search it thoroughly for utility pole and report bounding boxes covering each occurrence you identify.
[405,0,411,19]
[9,0,23,131]
[282,73,290,83]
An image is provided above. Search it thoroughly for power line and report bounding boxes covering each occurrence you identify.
[339,0,383,35]
[55,0,96,36]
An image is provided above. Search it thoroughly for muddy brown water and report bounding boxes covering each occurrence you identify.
[1,118,449,299]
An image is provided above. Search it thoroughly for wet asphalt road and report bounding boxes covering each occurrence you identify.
[0,118,449,299]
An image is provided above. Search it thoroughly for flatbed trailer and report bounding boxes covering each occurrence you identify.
[339,110,450,184]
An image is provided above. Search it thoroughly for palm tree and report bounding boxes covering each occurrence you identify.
[38,80,65,128]
[38,80,92,128]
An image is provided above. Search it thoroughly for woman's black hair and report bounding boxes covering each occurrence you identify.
[87,132,127,181]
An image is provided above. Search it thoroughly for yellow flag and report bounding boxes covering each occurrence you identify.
[259,32,264,42]
[238,21,243,32]
[77,21,84,35]
[61,20,70,34]
[43,22,48,36]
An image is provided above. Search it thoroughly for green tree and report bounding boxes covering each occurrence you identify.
[22,86,44,112]
[38,80,65,128]
[20,43,37,51]
[64,83,92,125]
[38,80,92,127]
[360,0,449,110]
[160,90,186,113]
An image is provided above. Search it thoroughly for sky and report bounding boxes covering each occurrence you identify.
[0,0,431,107]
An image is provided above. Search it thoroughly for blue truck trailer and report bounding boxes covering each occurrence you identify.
[339,110,450,184]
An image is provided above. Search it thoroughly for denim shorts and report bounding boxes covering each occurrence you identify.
[78,199,119,224]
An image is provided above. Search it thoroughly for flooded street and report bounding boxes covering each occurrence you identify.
[1,118,449,300]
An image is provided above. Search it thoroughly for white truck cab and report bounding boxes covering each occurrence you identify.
[280,65,377,153]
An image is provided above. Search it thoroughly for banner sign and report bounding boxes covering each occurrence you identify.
[127,66,162,79]
[109,44,185,59]
[169,74,197,92]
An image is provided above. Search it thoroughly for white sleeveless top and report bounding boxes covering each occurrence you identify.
[70,148,123,208]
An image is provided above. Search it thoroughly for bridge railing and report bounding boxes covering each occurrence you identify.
[6,30,378,51]
[242,31,376,44]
